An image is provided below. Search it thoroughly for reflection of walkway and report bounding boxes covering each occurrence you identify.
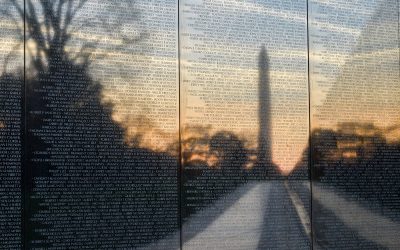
[141,181,310,250]
[311,183,400,249]
[142,180,400,249]
[184,182,269,249]
[257,181,310,249]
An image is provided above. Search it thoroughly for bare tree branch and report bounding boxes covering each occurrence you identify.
[26,0,47,53]
[40,0,59,31]
[56,0,65,21]
[6,0,143,74]
[64,0,73,28]
[60,0,74,48]
[40,2,53,43]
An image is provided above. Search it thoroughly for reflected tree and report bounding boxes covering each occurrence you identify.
[9,0,141,72]
[3,0,179,248]
[209,131,247,176]
[182,129,249,219]
[180,125,213,167]
[291,123,400,208]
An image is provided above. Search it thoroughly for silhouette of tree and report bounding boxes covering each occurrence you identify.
[8,0,142,73]
[209,131,247,174]
[180,125,212,167]
[182,130,249,219]
[290,123,400,210]
[0,1,178,248]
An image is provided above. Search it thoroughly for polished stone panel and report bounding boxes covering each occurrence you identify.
[23,1,179,248]
[180,0,310,248]
[0,0,398,249]
[309,0,400,248]
[0,0,23,248]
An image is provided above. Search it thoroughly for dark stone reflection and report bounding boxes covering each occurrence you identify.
[311,123,400,207]
[9,0,179,248]
[290,123,400,248]
[0,73,23,249]
[1,2,24,249]
[291,0,400,247]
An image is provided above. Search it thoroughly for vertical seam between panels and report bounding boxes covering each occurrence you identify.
[178,0,183,249]
[306,0,314,249]
[22,0,26,249]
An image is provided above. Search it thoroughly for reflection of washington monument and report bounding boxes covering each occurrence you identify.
[257,46,272,172]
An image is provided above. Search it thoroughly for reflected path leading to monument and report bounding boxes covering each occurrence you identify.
[311,183,400,249]
[142,180,310,250]
[144,175,400,249]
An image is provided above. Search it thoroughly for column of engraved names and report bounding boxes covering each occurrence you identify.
[309,0,400,248]
[27,0,179,248]
[0,1,23,248]
[181,0,310,248]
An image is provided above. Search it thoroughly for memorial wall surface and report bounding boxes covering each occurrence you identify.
[180,1,310,249]
[309,0,400,248]
[0,0,398,249]
[0,1,23,248]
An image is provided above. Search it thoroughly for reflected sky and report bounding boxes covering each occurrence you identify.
[310,0,399,138]
[181,0,309,174]
[0,1,23,72]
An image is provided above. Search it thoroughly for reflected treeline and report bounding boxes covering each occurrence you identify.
[291,122,400,207]
[181,127,248,217]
